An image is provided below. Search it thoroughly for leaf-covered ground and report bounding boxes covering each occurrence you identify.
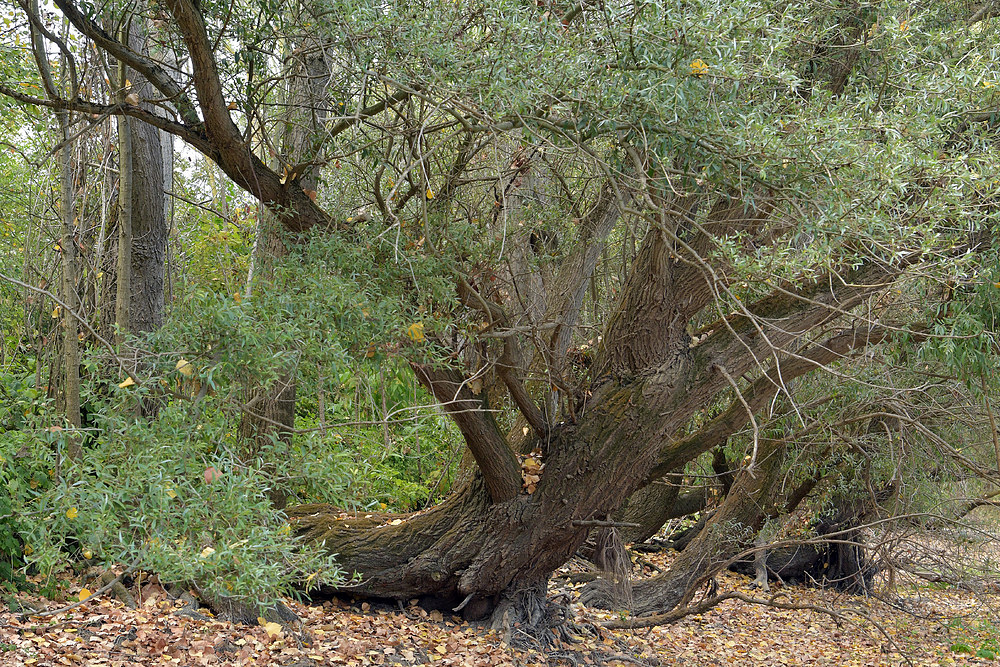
[2,555,998,667]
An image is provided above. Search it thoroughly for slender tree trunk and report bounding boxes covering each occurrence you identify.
[29,3,81,457]
[58,116,82,459]
[238,4,330,453]
[115,48,132,342]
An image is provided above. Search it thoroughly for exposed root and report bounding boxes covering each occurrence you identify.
[95,570,137,609]
[189,584,300,626]
[488,582,597,650]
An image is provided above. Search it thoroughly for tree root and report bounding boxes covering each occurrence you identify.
[601,590,845,630]
[488,582,598,650]
[96,570,137,609]
[167,584,300,626]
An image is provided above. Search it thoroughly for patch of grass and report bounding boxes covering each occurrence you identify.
[946,619,1000,659]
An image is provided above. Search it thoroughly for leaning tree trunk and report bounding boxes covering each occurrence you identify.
[288,237,901,626]
[580,437,786,614]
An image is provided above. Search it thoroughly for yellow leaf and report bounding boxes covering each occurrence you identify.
[165,487,177,499]
[200,547,216,558]
[263,621,283,638]
[51,306,61,319]
[690,58,708,77]
[78,588,92,602]
[118,377,135,388]
[233,291,242,303]
[176,359,194,377]
[425,189,435,200]
[65,507,78,519]
[435,645,447,655]
[406,321,425,342]
[82,549,93,560]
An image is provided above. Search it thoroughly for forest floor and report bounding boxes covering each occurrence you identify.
[2,547,999,667]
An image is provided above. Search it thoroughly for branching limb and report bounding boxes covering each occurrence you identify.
[52,0,200,125]
[411,363,523,503]
[601,591,845,630]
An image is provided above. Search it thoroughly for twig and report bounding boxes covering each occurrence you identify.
[0,270,128,373]
[572,520,641,528]
[601,590,844,629]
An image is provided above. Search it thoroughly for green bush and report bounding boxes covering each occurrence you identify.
[14,402,347,604]
[0,429,53,591]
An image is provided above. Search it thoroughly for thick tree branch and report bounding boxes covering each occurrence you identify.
[0,84,216,156]
[543,182,624,363]
[52,0,200,126]
[645,325,903,484]
[498,344,549,439]
[161,0,331,232]
[411,364,522,503]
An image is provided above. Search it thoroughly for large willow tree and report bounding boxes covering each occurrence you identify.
[4,0,999,627]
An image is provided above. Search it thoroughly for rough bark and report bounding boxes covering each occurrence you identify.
[581,438,786,614]
[99,17,168,341]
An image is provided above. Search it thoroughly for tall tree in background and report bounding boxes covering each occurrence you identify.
[24,0,82,458]
[105,17,167,340]
[238,0,333,453]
